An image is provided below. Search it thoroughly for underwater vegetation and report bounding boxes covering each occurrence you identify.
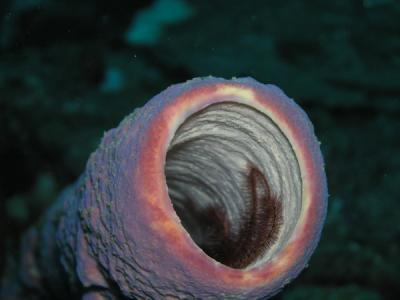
[1,78,327,299]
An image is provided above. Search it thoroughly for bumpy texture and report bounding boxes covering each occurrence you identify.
[1,77,327,300]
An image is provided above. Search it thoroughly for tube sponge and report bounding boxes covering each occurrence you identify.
[1,77,327,300]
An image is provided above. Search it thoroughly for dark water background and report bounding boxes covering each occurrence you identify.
[0,0,399,299]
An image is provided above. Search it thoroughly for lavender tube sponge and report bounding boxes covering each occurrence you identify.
[1,77,328,300]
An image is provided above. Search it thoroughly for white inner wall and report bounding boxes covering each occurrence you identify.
[165,102,302,268]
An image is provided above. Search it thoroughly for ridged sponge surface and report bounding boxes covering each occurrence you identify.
[1,77,327,300]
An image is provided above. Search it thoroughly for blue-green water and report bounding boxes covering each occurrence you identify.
[0,1,399,299]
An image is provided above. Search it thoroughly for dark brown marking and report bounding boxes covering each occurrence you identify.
[171,164,283,269]
[230,165,283,268]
